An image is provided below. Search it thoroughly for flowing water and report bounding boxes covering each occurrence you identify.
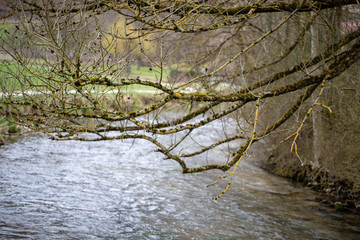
[1,133,360,239]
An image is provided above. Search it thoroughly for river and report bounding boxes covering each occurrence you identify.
[1,133,360,239]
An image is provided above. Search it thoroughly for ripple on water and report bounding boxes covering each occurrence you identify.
[1,135,360,239]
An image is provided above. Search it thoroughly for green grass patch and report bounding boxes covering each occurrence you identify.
[0,115,21,134]
[130,65,171,80]
[119,84,160,95]
[0,22,16,34]
[1,60,179,98]
[0,61,48,91]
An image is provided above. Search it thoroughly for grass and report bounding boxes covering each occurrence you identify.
[0,60,171,91]
[0,22,16,29]
[119,84,160,95]
[0,115,21,134]
[130,65,171,80]
[1,60,233,98]
[0,62,47,91]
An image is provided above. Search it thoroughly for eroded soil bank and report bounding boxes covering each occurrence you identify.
[262,154,360,214]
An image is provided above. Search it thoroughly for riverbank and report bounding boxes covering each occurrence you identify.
[262,154,360,214]
[0,113,31,146]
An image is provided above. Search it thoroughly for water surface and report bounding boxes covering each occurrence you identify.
[0,134,360,239]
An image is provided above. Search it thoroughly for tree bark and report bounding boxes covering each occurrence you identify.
[311,11,322,168]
